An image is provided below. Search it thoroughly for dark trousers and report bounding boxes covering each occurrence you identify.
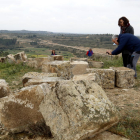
[122,53,131,67]
[127,52,140,77]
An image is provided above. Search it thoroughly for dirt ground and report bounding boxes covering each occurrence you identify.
[105,87,140,117]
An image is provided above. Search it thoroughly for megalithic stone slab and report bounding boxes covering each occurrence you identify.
[42,61,71,80]
[86,68,115,89]
[110,67,135,88]
[70,61,89,76]
[39,80,119,140]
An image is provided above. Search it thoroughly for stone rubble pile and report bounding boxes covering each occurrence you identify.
[0,53,135,139]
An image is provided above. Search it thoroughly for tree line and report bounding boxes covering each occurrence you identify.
[0,38,17,46]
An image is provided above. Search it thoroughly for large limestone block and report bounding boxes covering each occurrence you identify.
[110,67,135,88]
[70,61,89,76]
[14,51,27,62]
[73,73,101,85]
[27,57,50,69]
[0,79,10,98]
[0,83,50,134]
[6,54,16,63]
[70,57,87,62]
[88,60,104,68]
[87,68,115,89]
[24,77,63,87]
[39,80,119,140]
[51,55,63,61]
[42,61,71,79]
[22,72,57,86]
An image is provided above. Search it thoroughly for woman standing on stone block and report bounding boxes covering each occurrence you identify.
[118,16,134,67]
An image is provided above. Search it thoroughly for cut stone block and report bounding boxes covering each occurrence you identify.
[0,79,10,98]
[73,73,101,85]
[27,57,50,69]
[50,55,63,61]
[42,61,71,80]
[22,72,57,87]
[87,68,115,89]
[88,60,104,68]
[70,57,87,62]
[70,61,89,76]
[110,67,135,88]
[24,77,63,87]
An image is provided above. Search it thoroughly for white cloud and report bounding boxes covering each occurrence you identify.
[0,0,140,34]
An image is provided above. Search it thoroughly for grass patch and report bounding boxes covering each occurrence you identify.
[0,62,41,91]
[108,110,140,140]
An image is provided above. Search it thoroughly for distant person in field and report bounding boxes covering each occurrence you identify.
[118,16,134,67]
[86,48,94,57]
[106,34,140,78]
[51,50,57,55]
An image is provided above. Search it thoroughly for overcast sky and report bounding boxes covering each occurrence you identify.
[0,0,140,34]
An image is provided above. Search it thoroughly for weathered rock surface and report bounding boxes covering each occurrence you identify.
[87,68,115,89]
[70,61,89,76]
[6,54,16,63]
[70,57,88,62]
[88,61,104,68]
[110,67,135,88]
[50,55,63,61]
[27,57,50,69]
[42,61,71,79]
[24,77,63,87]
[0,79,10,98]
[73,73,101,85]
[86,131,129,140]
[0,83,49,134]
[14,51,27,62]
[0,57,6,63]
[39,80,119,140]
[22,72,57,86]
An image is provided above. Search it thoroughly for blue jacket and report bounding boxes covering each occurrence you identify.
[112,33,140,55]
[86,50,93,56]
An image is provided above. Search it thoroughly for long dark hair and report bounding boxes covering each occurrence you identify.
[51,50,55,55]
[118,17,129,26]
